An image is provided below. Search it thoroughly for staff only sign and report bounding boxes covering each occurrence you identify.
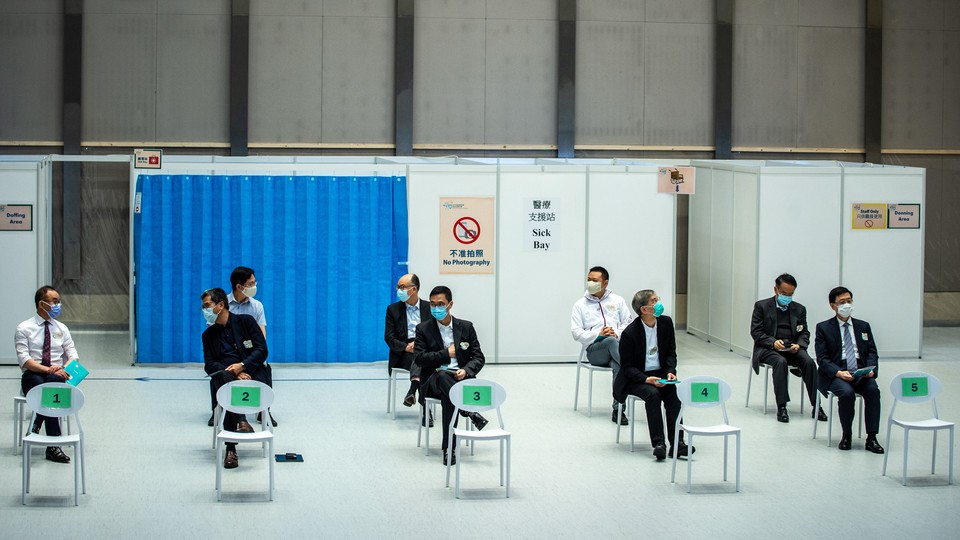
[439,197,495,274]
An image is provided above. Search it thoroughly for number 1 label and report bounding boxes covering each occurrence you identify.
[42,387,71,409]
[691,382,719,403]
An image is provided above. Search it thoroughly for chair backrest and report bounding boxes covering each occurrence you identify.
[889,371,942,404]
[449,379,507,414]
[25,382,85,419]
[677,376,733,423]
[216,381,274,417]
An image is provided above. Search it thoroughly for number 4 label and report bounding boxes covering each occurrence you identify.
[691,382,719,403]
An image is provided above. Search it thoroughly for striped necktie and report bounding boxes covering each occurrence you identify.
[842,322,857,371]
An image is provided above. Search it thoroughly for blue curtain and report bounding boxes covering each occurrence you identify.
[134,175,408,364]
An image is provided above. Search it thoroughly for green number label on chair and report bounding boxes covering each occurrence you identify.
[902,377,928,397]
[691,382,719,403]
[463,385,491,406]
[231,386,260,408]
[41,387,71,409]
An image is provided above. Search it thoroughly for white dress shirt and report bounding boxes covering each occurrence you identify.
[405,301,420,339]
[227,293,267,327]
[14,314,79,372]
[437,319,458,369]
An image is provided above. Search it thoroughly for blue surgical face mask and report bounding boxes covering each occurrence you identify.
[653,301,664,317]
[777,294,793,307]
[45,302,62,319]
[397,288,410,302]
[431,306,448,321]
[202,306,219,324]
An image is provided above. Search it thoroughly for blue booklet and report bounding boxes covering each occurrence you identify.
[64,360,89,386]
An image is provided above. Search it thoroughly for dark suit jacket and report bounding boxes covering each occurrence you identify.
[750,296,810,374]
[384,298,431,374]
[814,317,879,393]
[413,316,485,384]
[202,312,269,380]
[613,316,677,403]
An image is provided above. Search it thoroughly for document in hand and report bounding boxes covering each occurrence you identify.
[853,366,876,378]
[64,360,90,386]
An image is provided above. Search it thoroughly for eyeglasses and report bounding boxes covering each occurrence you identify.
[397,284,416,291]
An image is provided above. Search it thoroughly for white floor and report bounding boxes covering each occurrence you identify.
[2,328,959,539]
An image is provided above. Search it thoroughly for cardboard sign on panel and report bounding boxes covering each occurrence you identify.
[888,203,920,229]
[439,197,495,274]
[851,203,887,229]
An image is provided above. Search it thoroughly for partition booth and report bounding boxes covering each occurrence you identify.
[686,160,925,359]
[0,156,924,367]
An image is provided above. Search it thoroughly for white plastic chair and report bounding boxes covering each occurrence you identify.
[215,381,275,501]
[573,344,612,417]
[387,367,411,420]
[445,379,511,498]
[418,396,472,456]
[745,362,805,415]
[672,376,741,493]
[812,390,863,446]
[615,395,658,452]
[22,383,86,506]
[883,372,954,486]
[13,392,29,455]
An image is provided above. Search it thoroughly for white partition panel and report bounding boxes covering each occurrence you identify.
[406,166,499,358]
[587,166,677,325]
[757,167,843,334]
[731,167,760,356]
[497,166,587,362]
[841,165,925,357]
[0,158,50,364]
[686,166,712,339]
[707,167,736,349]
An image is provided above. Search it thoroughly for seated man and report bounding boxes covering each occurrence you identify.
[571,265,633,425]
[814,286,884,453]
[384,273,431,407]
[414,285,487,465]
[14,286,79,463]
[614,290,693,461]
[750,273,824,423]
[201,287,271,469]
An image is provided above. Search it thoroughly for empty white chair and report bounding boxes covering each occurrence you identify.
[883,372,954,486]
[13,392,29,455]
[672,376,740,493]
[22,382,86,506]
[387,367,411,420]
[745,362,805,415]
[445,379,511,498]
[812,390,863,446]
[215,381,275,501]
[573,344,612,417]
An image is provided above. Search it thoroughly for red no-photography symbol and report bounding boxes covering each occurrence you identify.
[454,217,480,244]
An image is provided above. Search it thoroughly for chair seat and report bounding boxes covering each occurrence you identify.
[891,418,954,430]
[217,430,274,444]
[453,427,510,440]
[24,433,81,446]
[579,361,611,371]
[680,423,739,436]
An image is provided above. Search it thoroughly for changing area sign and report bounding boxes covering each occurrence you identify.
[439,197,495,274]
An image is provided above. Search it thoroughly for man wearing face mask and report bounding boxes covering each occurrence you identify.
[414,286,487,465]
[614,290,694,461]
[571,266,634,424]
[14,286,79,463]
[384,273,431,407]
[201,287,270,469]
[814,287,884,453]
[750,273,823,423]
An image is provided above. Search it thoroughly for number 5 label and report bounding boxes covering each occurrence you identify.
[463,385,492,406]
[691,382,719,403]
[902,377,928,397]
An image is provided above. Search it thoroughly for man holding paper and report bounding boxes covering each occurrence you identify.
[413,285,487,465]
[13,286,79,463]
[614,290,693,461]
[814,286,884,453]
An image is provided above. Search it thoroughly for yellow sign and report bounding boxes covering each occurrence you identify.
[439,197,495,274]
[852,203,887,230]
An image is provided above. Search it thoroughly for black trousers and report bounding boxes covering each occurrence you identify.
[757,348,817,407]
[421,371,467,451]
[22,371,66,436]
[622,370,684,447]
[828,376,881,436]
[211,365,272,434]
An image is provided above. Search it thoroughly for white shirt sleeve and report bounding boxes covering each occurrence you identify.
[571,302,598,345]
[14,323,32,368]
[58,323,79,363]
[613,298,633,337]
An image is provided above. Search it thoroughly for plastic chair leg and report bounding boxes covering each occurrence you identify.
[882,419,893,477]
[573,363,582,411]
[902,429,910,486]
[587,368,594,417]
[745,362,753,408]
[949,427,955,485]
[735,432,741,492]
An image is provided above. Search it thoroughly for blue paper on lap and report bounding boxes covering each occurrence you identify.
[64,360,89,386]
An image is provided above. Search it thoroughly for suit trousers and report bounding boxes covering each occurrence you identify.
[586,337,621,408]
[828,376,881,436]
[421,371,466,451]
[757,348,817,407]
[21,371,66,436]
[211,367,272,437]
[622,372,683,447]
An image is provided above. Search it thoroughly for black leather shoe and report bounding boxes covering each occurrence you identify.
[46,446,70,463]
[224,448,239,469]
[865,437,885,454]
[612,409,629,425]
[653,443,667,461]
[207,413,215,427]
[816,406,828,422]
[470,413,488,431]
[403,392,417,407]
[789,367,802,377]
[236,419,254,433]
[670,442,696,458]
[777,406,790,423]
[838,434,852,450]
[442,449,456,465]
[257,411,278,427]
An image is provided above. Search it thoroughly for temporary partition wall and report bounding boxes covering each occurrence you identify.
[687,160,924,358]
[0,157,52,365]
[130,157,679,364]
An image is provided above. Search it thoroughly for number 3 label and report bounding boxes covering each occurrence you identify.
[463,385,492,406]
